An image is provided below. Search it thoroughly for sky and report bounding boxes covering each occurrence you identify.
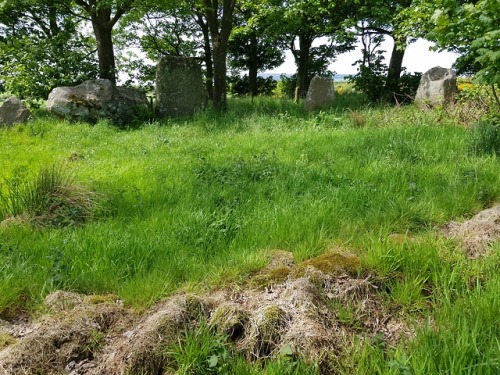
[267,38,459,76]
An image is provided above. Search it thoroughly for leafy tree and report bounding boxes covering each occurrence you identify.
[118,1,215,99]
[116,2,198,90]
[67,0,136,84]
[276,0,355,101]
[349,23,388,102]
[0,0,97,100]
[351,0,414,102]
[409,0,499,85]
[227,0,285,97]
[227,74,277,96]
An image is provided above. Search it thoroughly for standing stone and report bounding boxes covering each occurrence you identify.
[304,75,335,111]
[415,66,457,108]
[156,56,207,117]
[46,79,148,125]
[0,97,31,126]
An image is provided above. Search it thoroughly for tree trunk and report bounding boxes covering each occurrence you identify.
[74,0,129,85]
[48,5,60,37]
[196,13,214,101]
[292,34,312,102]
[204,0,235,112]
[92,19,116,84]
[248,33,259,98]
[212,35,228,111]
[384,38,406,101]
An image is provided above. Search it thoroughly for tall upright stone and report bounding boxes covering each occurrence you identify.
[156,56,207,117]
[304,75,335,112]
[415,66,457,108]
[0,97,31,126]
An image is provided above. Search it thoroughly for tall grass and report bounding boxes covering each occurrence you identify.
[470,115,500,156]
[0,96,499,371]
[0,164,101,227]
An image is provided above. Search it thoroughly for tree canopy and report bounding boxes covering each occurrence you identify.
[0,0,497,108]
[403,0,499,85]
[0,0,98,100]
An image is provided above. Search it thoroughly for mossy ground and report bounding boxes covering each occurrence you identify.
[0,333,15,350]
[250,251,360,289]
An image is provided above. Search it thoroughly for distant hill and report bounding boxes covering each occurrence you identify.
[259,73,351,81]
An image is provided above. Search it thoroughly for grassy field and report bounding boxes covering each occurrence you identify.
[0,95,499,373]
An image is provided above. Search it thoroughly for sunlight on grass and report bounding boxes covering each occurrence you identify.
[0,97,499,373]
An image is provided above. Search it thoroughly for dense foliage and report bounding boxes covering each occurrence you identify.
[0,0,97,101]
[0,0,497,106]
[403,0,499,85]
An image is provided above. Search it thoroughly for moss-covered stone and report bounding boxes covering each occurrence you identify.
[156,56,207,117]
[293,252,360,278]
[85,294,119,305]
[249,267,291,289]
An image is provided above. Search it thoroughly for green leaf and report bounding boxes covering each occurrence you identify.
[280,344,294,357]
[207,354,219,368]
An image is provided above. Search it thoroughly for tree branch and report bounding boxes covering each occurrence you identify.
[491,84,500,109]
[110,6,131,28]
[73,0,91,14]
[54,0,91,21]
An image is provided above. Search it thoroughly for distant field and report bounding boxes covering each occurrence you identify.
[1,96,499,373]
[259,73,351,81]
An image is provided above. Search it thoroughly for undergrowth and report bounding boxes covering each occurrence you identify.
[470,114,500,156]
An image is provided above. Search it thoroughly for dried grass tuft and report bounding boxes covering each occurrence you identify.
[209,304,249,341]
[442,204,500,258]
[243,305,289,359]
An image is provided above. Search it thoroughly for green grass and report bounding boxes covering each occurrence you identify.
[1,96,499,373]
[164,321,319,374]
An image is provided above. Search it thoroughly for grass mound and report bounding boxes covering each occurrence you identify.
[0,164,102,227]
[0,250,413,374]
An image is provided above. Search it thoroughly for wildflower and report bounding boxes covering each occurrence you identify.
[457,82,473,91]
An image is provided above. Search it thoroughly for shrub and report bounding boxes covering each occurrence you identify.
[349,65,386,102]
[397,72,422,103]
[0,164,102,227]
[350,68,421,104]
[273,74,297,99]
[448,83,498,125]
